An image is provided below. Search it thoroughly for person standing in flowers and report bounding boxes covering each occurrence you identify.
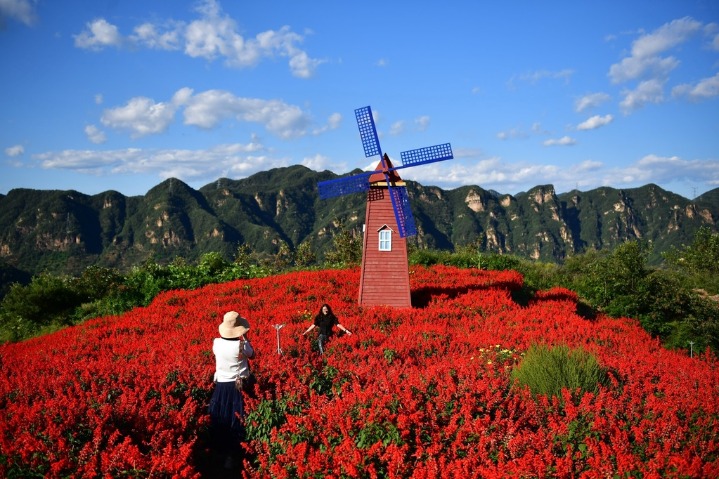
[208,311,255,470]
[302,303,352,354]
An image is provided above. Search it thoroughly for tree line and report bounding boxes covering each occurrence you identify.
[1,226,717,354]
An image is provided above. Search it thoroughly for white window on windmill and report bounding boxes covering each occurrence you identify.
[378,226,392,251]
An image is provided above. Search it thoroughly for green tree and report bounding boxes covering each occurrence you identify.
[74,265,124,301]
[324,222,362,267]
[663,226,719,294]
[601,241,651,318]
[453,236,484,268]
[121,260,169,307]
[272,240,293,271]
[234,243,254,268]
[294,240,317,268]
[559,241,651,318]
[197,252,230,279]
[664,226,719,274]
[0,272,84,341]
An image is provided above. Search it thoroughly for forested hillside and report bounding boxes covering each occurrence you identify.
[1,166,716,284]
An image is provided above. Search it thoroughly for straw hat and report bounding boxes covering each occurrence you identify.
[219,311,250,338]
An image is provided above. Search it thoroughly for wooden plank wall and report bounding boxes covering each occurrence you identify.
[358,186,412,308]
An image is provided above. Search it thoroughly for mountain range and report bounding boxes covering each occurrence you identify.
[1,165,717,283]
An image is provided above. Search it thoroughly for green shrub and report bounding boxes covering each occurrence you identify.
[409,248,454,266]
[480,252,524,271]
[511,344,608,401]
[0,272,88,341]
[323,226,362,267]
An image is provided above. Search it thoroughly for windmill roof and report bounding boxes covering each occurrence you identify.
[369,154,404,184]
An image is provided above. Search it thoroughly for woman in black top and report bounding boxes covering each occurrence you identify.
[302,303,351,354]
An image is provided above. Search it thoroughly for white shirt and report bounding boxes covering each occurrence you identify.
[213,337,254,382]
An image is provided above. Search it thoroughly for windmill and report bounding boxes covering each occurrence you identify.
[318,106,454,308]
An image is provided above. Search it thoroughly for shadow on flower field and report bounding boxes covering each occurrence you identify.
[1,265,717,478]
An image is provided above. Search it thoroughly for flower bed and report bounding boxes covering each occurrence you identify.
[1,265,717,478]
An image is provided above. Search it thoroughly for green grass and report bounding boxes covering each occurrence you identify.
[511,344,609,401]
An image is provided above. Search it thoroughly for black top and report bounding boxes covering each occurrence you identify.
[314,312,339,336]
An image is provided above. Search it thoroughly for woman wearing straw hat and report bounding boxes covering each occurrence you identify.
[208,311,255,469]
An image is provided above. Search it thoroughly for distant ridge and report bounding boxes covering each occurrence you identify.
[0,165,717,282]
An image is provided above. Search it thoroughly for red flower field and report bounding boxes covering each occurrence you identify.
[1,265,717,478]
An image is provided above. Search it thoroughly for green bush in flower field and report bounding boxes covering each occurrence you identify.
[511,344,609,401]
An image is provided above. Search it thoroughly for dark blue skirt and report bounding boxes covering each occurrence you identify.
[208,381,245,450]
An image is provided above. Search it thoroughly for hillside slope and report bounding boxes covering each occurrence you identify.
[0,166,716,279]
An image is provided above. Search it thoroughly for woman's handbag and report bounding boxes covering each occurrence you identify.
[235,338,255,394]
[235,370,256,394]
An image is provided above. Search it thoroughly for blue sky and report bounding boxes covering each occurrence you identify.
[1,0,718,199]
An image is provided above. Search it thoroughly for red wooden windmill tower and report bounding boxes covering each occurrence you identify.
[318,106,454,308]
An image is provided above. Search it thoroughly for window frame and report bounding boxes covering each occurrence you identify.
[378,228,392,251]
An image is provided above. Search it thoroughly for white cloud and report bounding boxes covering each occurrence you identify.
[301,154,330,171]
[182,89,310,139]
[608,17,702,83]
[609,55,679,84]
[575,92,611,112]
[184,5,253,62]
[531,122,549,135]
[632,17,702,58]
[74,19,123,50]
[672,73,719,101]
[397,152,718,196]
[415,116,430,131]
[171,87,194,106]
[288,50,325,79]
[312,113,342,135]
[94,94,104,105]
[601,154,719,187]
[327,113,342,130]
[180,0,325,77]
[543,136,576,146]
[511,69,574,87]
[496,128,528,140]
[400,156,591,193]
[389,121,405,136]
[72,0,323,78]
[0,0,36,26]
[33,140,271,184]
[620,79,665,113]
[575,159,604,173]
[376,115,431,136]
[101,97,179,138]
[5,145,24,157]
[131,22,183,50]
[84,125,106,144]
[497,123,550,140]
[577,114,613,131]
[98,88,321,140]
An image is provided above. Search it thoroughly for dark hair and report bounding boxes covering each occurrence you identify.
[318,303,334,316]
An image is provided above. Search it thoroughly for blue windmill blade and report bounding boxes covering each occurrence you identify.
[398,143,453,168]
[387,183,418,237]
[355,106,382,158]
[318,171,374,199]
